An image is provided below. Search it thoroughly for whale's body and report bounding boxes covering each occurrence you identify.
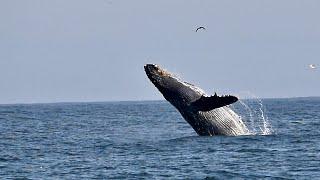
[144,64,249,136]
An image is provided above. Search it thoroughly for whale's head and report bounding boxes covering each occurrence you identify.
[144,64,204,109]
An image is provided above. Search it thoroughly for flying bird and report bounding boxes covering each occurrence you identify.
[196,26,206,32]
[309,64,316,69]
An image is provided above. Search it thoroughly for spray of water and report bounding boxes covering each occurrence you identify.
[231,92,273,135]
[238,99,256,133]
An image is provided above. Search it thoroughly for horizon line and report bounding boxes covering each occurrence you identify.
[0,96,319,106]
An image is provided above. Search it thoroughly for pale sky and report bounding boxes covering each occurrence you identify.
[1,0,319,104]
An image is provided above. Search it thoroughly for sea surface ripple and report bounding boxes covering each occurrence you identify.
[0,98,320,179]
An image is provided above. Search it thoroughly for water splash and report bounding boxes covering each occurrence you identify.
[231,92,273,135]
[238,99,256,133]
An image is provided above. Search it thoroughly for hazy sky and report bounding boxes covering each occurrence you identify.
[1,0,319,104]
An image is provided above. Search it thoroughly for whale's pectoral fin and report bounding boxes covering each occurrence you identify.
[191,93,238,111]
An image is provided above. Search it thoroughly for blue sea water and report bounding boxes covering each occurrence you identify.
[0,98,319,179]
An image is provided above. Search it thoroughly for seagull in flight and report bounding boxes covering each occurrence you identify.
[196,26,206,32]
[309,64,316,69]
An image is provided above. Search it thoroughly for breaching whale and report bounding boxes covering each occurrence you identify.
[144,64,249,136]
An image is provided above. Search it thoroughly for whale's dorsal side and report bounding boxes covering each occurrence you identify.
[191,93,238,112]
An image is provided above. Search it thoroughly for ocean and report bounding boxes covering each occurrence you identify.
[0,98,319,179]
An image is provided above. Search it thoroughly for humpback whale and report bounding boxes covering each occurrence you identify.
[144,64,249,136]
